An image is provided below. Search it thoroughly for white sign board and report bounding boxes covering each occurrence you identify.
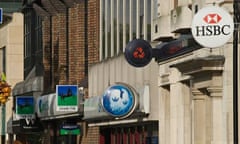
[191,6,234,48]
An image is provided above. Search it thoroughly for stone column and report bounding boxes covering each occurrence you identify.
[159,86,170,144]
[207,86,223,144]
[192,89,208,144]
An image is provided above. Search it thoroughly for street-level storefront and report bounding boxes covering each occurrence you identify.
[36,85,84,144]
[11,76,44,144]
[99,123,158,144]
[12,119,43,143]
[84,85,159,144]
[86,53,160,144]
[12,78,84,144]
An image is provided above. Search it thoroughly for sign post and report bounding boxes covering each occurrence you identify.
[233,1,239,144]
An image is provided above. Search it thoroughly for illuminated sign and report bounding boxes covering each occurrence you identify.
[60,124,81,135]
[191,6,234,48]
[124,39,152,67]
[125,36,201,66]
[56,85,78,112]
[16,96,35,119]
[101,84,137,119]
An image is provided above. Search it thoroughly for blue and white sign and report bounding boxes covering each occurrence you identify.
[101,84,137,119]
[0,8,2,24]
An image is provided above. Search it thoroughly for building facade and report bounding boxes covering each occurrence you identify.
[89,0,238,144]
[12,0,99,144]
[152,0,238,144]
[0,4,23,143]
[8,0,240,144]
[84,0,160,144]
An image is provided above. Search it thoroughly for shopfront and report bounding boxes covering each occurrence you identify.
[84,83,159,144]
[99,123,158,144]
[36,85,84,144]
[12,118,43,143]
[11,76,44,144]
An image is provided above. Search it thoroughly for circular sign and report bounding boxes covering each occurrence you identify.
[191,6,234,48]
[101,84,136,118]
[124,39,152,67]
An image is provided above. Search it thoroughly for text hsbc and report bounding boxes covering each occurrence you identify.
[195,25,231,36]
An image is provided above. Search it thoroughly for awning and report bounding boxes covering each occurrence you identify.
[12,76,43,96]
[12,119,43,134]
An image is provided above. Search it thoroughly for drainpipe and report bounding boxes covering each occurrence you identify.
[1,104,5,144]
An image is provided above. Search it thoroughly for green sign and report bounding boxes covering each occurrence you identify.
[60,125,80,135]
[16,96,34,119]
[56,85,78,111]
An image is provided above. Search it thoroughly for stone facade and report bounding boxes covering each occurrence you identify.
[0,13,24,143]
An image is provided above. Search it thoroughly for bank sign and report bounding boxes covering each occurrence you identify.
[191,6,234,48]
[101,83,137,119]
[56,85,78,112]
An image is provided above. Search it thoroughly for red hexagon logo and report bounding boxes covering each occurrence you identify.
[203,13,222,24]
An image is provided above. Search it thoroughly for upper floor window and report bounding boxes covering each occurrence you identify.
[0,47,6,74]
[23,7,42,77]
[100,0,152,60]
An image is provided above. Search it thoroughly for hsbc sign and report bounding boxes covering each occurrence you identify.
[191,6,234,48]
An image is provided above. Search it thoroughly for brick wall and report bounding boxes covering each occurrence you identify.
[42,0,100,143]
[68,3,86,84]
[81,125,100,144]
[42,16,52,93]
[88,0,100,64]
[42,0,99,90]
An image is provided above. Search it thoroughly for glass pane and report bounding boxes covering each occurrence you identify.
[132,0,136,39]
[147,0,152,40]
[119,0,123,52]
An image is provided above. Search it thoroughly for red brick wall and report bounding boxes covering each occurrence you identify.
[42,16,52,93]
[68,3,86,84]
[88,0,100,64]
[42,0,100,90]
[42,1,100,143]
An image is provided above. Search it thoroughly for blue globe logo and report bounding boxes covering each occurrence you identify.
[101,84,135,118]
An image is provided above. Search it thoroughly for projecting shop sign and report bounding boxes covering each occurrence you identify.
[0,8,2,24]
[191,6,234,48]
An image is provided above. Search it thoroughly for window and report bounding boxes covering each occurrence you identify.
[0,47,6,73]
[23,6,43,77]
[100,0,152,60]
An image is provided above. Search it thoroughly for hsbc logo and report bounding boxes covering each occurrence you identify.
[191,6,234,48]
[203,14,222,24]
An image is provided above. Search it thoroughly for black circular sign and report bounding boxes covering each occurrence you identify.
[124,39,152,67]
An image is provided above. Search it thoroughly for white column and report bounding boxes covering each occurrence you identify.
[207,87,223,144]
[192,89,207,144]
[159,87,170,144]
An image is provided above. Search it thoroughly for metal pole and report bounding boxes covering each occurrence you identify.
[1,104,5,144]
[233,1,239,143]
